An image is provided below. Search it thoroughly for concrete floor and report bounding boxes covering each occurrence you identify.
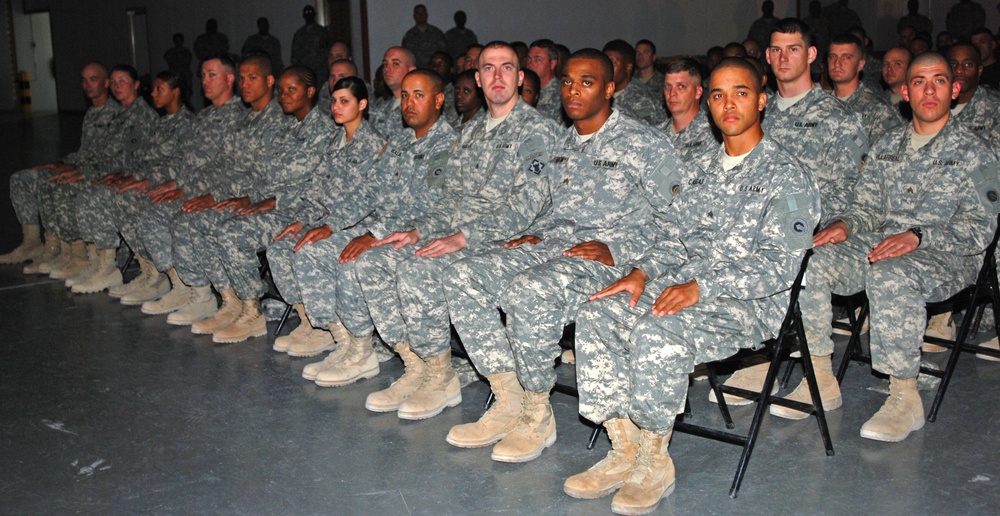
[2,112,999,514]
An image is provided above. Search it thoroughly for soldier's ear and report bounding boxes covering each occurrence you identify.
[435,92,445,111]
[901,84,911,103]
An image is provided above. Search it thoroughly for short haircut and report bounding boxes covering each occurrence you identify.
[908,51,952,82]
[602,39,636,66]
[330,58,358,76]
[403,69,444,96]
[723,41,748,57]
[520,68,540,90]
[110,64,139,82]
[84,61,110,78]
[886,46,914,60]
[480,40,519,69]
[664,57,703,83]
[241,52,273,78]
[213,55,238,76]
[567,48,614,82]
[711,57,763,92]
[636,39,656,54]
[971,27,995,39]
[771,17,814,48]
[948,42,981,64]
[330,39,353,56]
[529,38,559,61]
[829,34,865,55]
[431,50,454,68]
[386,46,417,67]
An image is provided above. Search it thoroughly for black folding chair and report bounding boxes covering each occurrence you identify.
[258,250,294,336]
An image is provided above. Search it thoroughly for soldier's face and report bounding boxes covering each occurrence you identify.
[527,47,554,80]
[151,78,179,110]
[110,70,139,105]
[429,55,451,78]
[971,33,997,61]
[328,63,355,90]
[743,40,762,59]
[635,43,655,69]
[464,48,481,71]
[767,32,815,84]
[827,43,864,84]
[604,50,632,88]
[902,61,959,125]
[521,80,539,107]
[239,63,272,106]
[476,47,522,107]
[202,60,234,102]
[454,75,481,114]
[81,64,109,100]
[278,72,315,120]
[331,88,366,125]
[560,58,613,124]
[948,46,982,95]
[882,49,911,87]
[401,74,442,132]
[382,49,413,91]
[707,66,766,138]
[663,71,702,116]
[328,43,350,67]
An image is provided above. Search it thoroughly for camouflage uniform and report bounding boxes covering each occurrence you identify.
[656,110,720,163]
[633,70,665,105]
[241,34,283,72]
[136,96,247,272]
[169,98,290,288]
[444,110,682,392]
[800,119,999,379]
[952,87,1000,147]
[534,79,563,123]
[762,84,868,226]
[10,99,120,228]
[442,82,460,128]
[317,80,373,121]
[296,118,453,334]
[370,97,405,138]
[210,106,334,300]
[861,56,883,93]
[833,83,903,147]
[613,83,666,126]
[291,23,330,84]
[575,135,821,433]
[356,100,559,359]
[401,24,448,67]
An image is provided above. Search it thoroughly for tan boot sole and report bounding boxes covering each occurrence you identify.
[564,480,624,500]
[397,392,462,421]
[860,416,925,442]
[611,481,675,515]
[770,394,842,420]
[490,430,557,463]
[445,430,507,448]
[315,361,379,387]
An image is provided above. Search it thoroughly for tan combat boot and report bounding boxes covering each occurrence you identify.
[611,430,675,515]
[0,223,43,264]
[166,285,217,325]
[490,390,556,463]
[446,371,523,447]
[860,376,925,442]
[366,342,426,412]
[71,248,123,294]
[142,269,192,315]
[65,243,100,287]
[921,312,954,353]
[42,239,73,275]
[50,240,89,280]
[314,331,378,386]
[976,336,1000,362]
[119,257,169,305]
[709,361,778,406]
[212,298,267,343]
[287,317,340,358]
[770,354,842,420]
[564,418,641,499]
[26,233,63,274]
[274,304,315,352]
[191,288,241,334]
[396,350,462,420]
[301,328,352,381]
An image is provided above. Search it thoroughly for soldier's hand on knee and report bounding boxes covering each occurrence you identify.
[503,235,542,248]
[274,222,304,242]
[652,280,700,316]
[564,240,615,266]
[238,198,275,215]
[213,196,250,212]
[589,268,649,307]
[415,231,466,258]
[868,231,919,263]
[293,225,333,252]
[813,220,849,247]
[182,194,216,213]
[340,233,377,263]
[153,189,184,204]
[146,181,176,198]
[374,230,420,250]
[119,179,148,194]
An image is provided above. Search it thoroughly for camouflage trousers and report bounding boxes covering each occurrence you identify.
[39,180,85,241]
[293,229,371,334]
[801,233,979,379]
[445,244,624,392]
[113,190,153,259]
[354,246,472,356]
[9,168,43,226]
[75,185,121,249]
[135,196,185,271]
[171,208,230,288]
[213,209,295,300]
[576,285,762,434]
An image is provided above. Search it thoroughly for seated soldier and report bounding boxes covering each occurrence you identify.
[567,57,820,514]
[520,68,540,108]
[771,52,999,441]
[603,39,666,126]
[657,58,720,162]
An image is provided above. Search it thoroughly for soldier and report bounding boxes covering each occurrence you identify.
[846,26,884,93]
[657,58,719,162]
[242,17,283,72]
[527,39,563,122]
[948,43,1000,147]
[429,51,460,126]
[773,53,998,443]
[633,39,664,103]
[567,57,820,513]
[716,18,868,404]
[972,28,1000,89]
[163,33,193,94]
[291,5,330,85]
[882,46,913,111]
[193,18,229,63]
[520,68,540,108]
[290,71,455,391]
[445,10,478,62]
[827,34,901,146]
[267,77,384,357]
[402,4,447,67]
[463,44,483,72]
[358,41,559,421]
[747,0,779,52]
[947,0,987,42]
[317,58,360,116]
[603,40,666,126]
[442,49,680,464]
[454,69,484,126]
[2,62,119,268]
[369,47,416,137]
[133,57,245,318]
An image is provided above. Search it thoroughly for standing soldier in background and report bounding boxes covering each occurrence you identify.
[402,4,448,67]
[445,10,477,62]
[292,5,331,86]
[242,17,283,72]
[193,18,230,63]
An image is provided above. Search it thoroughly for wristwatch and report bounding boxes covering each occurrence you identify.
[909,226,922,246]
